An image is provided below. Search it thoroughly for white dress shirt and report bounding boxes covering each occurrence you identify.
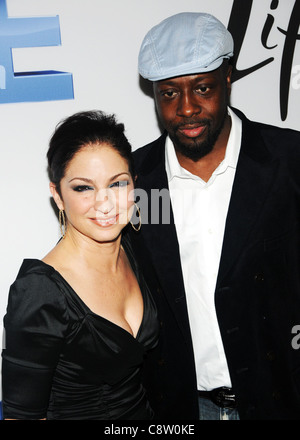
[165,108,242,391]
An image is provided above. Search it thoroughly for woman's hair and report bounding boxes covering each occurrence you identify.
[47,110,134,194]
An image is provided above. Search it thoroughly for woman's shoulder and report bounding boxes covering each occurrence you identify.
[17,258,56,277]
[9,259,67,311]
[15,259,63,291]
[5,259,70,350]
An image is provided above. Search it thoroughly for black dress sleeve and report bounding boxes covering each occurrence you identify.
[2,269,69,419]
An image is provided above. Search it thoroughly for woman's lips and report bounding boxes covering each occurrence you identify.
[91,214,119,227]
[178,125,206,138]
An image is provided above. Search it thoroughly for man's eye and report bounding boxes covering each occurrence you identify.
[161,90,177,98]
[109,180,129,188]
[72,185,93,192]
[196,86,210,94]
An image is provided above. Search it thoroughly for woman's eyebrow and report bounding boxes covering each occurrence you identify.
[68,173,130,184]
[68,177,94,183]
[108,172,130,182]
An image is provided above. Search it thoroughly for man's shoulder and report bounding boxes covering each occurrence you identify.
[133,133,167,170]
[133,138,158,159]
[249,119,300,154]
[133,133,166,157]
[259,121,300,140]
[233,107,300,152]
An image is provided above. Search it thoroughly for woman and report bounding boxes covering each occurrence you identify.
[2,111,159,420]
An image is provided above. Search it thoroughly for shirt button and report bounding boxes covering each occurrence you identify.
[266,350,276,361]
[254,273,265,282]
[272,390,281,401]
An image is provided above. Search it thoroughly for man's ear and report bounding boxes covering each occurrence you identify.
[49,182,64,211]
[226,64,233,97]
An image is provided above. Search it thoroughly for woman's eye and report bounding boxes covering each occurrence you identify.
[109,180,129,188]
[72,185,93,192]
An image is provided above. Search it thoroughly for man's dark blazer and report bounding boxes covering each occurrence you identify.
[131,108,300,420]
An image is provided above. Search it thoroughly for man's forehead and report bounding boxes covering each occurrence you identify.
[154,70,222,86]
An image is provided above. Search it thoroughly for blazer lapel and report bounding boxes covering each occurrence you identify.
[217,115,280,285]
[135,135,193,345]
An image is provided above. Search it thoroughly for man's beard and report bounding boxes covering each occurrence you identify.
[168,114,227,162]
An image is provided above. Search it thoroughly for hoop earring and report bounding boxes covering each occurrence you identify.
[130,203,141,232]
[59,209,66,239]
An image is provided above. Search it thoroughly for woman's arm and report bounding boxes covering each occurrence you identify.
[2,269,68,419]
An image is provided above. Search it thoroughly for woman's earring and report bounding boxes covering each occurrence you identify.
[130,203,141,232]
[59,209,66,239]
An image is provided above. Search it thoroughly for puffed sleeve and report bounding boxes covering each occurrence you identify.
[2,267,69,419]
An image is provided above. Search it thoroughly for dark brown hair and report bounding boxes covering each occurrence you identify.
[47,110,134,194]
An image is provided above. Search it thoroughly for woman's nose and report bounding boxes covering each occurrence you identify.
[94,189,115,214]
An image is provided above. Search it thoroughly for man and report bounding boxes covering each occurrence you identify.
[132,12,300,420]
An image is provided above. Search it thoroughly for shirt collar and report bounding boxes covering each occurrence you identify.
[165,107,242,182]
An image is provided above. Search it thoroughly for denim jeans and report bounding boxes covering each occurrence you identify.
[198,396,240,420]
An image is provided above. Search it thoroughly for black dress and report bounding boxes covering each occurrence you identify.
[2,236,159,420]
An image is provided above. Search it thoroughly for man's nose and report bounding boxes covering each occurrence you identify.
[177,92,201,117]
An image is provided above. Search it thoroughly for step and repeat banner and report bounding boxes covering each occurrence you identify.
[0,0,299,409]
